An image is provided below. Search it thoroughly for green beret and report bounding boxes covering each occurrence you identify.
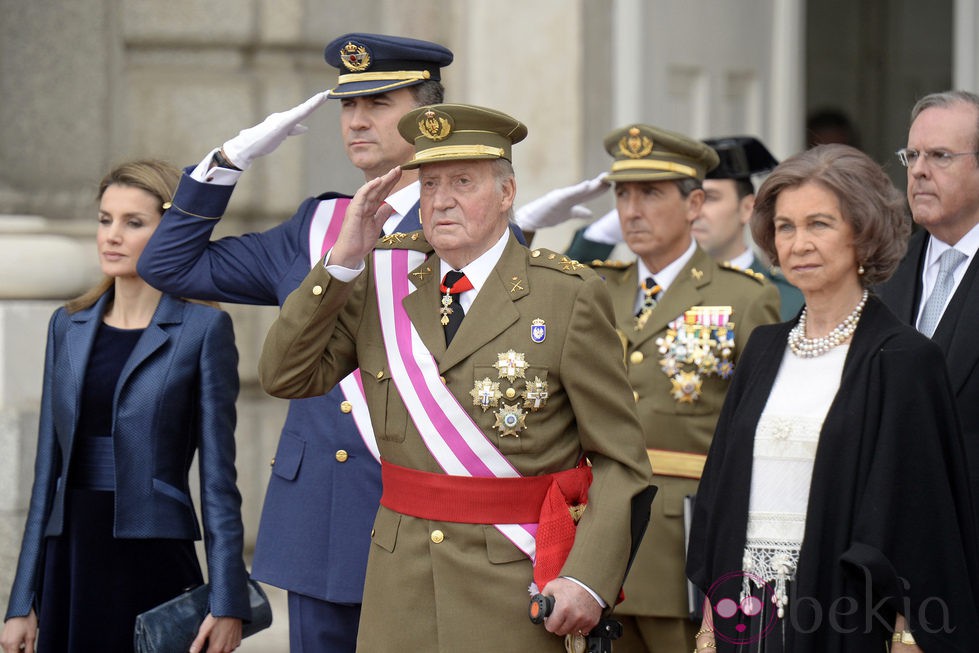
[399,103,528,170]
[604,124,719,182]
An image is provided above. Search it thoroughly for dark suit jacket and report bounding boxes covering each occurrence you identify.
[5,292,249,620]
[876,229,979,525]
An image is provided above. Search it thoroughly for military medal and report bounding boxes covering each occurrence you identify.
[634,277,662,330]
[439,294,453,326]
[522,376,549,411]
[494,349,528,381]
[494,403,527,437]
[531,318,546,343]
[470,377,502,411]
[653,306,736,403]
[670,370,703,403]
[439,272,474,326]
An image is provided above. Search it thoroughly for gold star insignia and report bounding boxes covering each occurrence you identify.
[691,268,704,280]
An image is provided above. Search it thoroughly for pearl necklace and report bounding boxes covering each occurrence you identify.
[788,289,868,358]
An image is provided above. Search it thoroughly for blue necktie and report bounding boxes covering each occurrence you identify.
[918,248,967,337]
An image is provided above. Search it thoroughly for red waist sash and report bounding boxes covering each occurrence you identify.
[380,460,591,524]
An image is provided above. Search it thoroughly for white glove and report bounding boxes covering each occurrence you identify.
[514,173,610,230]
[221,91,331,170]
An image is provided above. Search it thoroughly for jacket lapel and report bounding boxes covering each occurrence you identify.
[402,251,448,360]
[66,293,113,425]
[439,243,525,372]
[880,229,926,323]
[935,250,979,394]
[114,294,181,404]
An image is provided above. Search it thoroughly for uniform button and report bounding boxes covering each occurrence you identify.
[371,528,375,537]
[630,351,644,365]
[440,376,447,384]
[376,370,384,380]
[633,390,640,402]
[270,457,276,467]
[162,202,172,210]
[312,285,323,296]
[505,388,517,399]
[340,401,353,413]
[335,450,348,462]
[531,250,541,258]
[431,530,445,544]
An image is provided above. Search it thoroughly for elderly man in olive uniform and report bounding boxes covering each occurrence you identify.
[258,103,653,651]
[592,125,780,652]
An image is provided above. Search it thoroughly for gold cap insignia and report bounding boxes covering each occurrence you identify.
[418,109,453,141]
[619,126,654,160]
[339,42,371,72]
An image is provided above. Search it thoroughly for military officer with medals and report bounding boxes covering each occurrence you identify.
[258,104,653,650]
[517,137,804,321]
[590,124,780,653]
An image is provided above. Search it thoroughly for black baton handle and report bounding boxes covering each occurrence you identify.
[528,593,554,625]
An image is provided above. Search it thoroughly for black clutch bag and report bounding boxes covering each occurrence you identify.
[134,579,272,653]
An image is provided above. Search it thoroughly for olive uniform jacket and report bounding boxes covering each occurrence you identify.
[593,246,780,618]
[259,231,653,651]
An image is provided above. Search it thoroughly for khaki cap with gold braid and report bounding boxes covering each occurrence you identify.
[604,124,719,182]
[398,103,528,170]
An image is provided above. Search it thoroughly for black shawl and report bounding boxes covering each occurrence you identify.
[687,296,979,652]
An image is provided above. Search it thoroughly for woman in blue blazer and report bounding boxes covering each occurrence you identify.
[0,161,250,652]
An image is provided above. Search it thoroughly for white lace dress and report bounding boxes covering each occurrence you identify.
[742,344,847,618]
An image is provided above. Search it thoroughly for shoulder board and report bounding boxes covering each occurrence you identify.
[528,248,594,278]
[589,258,632,269]
[720,261,767,284]
[374,230,433,253]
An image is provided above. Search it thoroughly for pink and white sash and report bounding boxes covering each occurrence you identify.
[372,248,538,560]
[308,198,380,463]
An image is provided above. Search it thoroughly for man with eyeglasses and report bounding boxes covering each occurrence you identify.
[878,89,979,527]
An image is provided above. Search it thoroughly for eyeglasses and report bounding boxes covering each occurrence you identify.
[895,148,979,168]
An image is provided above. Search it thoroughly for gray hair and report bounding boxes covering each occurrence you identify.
[910,90,979,158]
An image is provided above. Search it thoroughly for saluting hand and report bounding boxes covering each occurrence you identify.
[220,91,331,171]
[330,167,403,268]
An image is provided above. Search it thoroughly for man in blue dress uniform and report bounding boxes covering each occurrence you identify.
[137,33,452,652]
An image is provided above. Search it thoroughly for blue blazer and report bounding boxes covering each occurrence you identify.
[137,173,405,602]
[5,292,250,620]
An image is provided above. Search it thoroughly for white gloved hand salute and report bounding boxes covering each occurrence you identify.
[514,173,610,231]
[220,91,331,170]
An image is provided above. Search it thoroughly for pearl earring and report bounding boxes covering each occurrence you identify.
[857,264,865,276]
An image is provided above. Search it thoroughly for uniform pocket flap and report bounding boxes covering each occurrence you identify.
[272,431,305,481]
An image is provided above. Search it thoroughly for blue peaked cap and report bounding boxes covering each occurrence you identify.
[324,33,453,98]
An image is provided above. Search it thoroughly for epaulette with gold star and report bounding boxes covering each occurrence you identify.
[374,230,433,253]
[528,249,595,279]
[720,261,767,284]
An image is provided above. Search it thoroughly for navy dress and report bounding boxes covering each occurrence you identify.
[37,323,202,652]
